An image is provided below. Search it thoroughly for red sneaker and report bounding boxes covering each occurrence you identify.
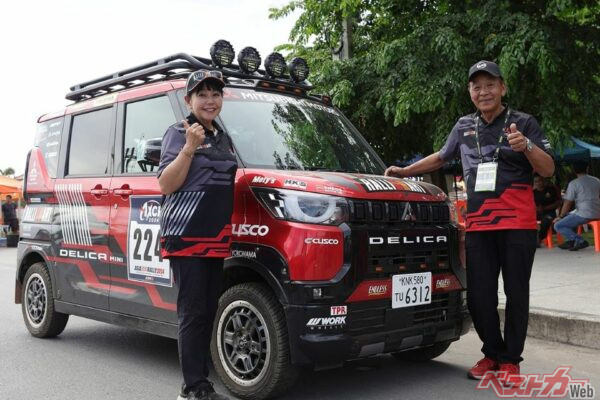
[498,363,524,387]
[468,357,498,380]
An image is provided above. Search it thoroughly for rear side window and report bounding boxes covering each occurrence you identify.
[35,118,63,178]
[123,96,176,173]
[68,108,113,175]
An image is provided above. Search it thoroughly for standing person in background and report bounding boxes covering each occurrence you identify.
[533,175,561,247]
[385,60,554,385]
[2,195,19,233]
[554,161,600,251]
[158,69,237,400]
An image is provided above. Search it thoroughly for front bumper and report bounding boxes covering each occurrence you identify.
[285,291,471,366]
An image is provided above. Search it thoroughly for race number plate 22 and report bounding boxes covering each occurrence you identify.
[127,196,171,286]
[392,272,431,309]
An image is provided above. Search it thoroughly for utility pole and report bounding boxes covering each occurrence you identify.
[332,17,353,61]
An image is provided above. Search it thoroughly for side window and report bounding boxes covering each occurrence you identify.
[123,96,176,173]
[68,108,113,176]
[35,117,63,178]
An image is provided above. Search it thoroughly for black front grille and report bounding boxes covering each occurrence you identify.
[348,294,453,335]
[349,200,449,225]
[413,294,450,324]
[367,249,450,278]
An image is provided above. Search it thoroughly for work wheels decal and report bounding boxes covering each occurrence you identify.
[127,196,171,286]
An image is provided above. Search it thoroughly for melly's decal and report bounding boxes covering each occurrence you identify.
[127,196,171,287]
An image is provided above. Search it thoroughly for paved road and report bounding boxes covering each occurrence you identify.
[1,247,599,400]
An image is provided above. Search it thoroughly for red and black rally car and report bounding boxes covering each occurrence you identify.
[16,41,470,399]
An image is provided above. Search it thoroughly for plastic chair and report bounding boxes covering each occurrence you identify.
[588,220,600,252]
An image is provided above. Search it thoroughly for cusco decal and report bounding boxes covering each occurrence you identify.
[127,196,171,287]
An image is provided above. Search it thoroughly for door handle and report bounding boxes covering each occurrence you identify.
[91,185,109,197]
[113,185,133,197]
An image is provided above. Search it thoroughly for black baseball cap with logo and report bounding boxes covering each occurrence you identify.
[468,60,503,81]
[186,69,226,94]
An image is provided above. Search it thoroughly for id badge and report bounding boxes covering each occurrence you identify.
[474,162,498,192]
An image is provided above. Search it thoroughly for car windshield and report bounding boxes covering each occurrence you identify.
[218,88,385,174]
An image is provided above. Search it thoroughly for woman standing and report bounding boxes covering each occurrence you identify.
[158,70,237,400]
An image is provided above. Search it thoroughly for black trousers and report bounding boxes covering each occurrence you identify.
[170,256,224,391]
[466,229,537,364]
[537,211,556,241]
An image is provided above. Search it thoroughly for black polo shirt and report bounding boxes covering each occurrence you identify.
[157,114,238,258]
[439,106,553,231]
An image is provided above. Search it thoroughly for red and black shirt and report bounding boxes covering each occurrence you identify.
[439,107,553,232]
[157,114,238,258]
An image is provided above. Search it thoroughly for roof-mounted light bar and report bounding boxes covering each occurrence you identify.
[288,57,309,83]
[237,47,262,74]
[210,40,235,68]
[264,52,287,78]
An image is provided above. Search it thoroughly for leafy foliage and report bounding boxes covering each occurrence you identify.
[270,0,600,163]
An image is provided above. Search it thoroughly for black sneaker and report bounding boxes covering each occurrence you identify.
[558,240,574,250]
[569,240,589,251]
[177,383,230,400]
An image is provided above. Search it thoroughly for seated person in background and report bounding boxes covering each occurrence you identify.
[554,161,600,251]
[533,175,561,246]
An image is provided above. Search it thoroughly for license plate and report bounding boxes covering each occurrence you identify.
[392,272,432,309]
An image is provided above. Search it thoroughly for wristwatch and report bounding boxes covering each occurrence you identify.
[525,138,533,152]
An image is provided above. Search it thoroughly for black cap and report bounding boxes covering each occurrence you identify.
[468,60,503,81]
[185,69,225,94]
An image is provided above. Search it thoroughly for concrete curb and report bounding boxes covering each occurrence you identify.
[499,306,600,350]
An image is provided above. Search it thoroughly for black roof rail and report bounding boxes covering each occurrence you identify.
[66,52,313,102]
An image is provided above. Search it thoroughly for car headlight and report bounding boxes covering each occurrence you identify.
[253,187,349,225]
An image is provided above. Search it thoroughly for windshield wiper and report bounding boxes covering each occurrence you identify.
[304,167,346,172]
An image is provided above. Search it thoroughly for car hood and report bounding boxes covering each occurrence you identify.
[243,169,447,202]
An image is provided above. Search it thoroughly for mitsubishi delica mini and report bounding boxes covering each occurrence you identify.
[16,41,470,399]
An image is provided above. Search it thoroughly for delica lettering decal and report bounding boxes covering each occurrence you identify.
[357,178,396,192]
[127,196,171,287]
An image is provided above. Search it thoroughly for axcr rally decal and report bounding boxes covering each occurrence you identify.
[128,196,171,286]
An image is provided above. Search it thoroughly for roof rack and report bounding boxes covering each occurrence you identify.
[66,53,313,102]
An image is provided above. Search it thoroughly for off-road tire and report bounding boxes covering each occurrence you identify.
[392,340,452,362]
[211,282,298,399]
[21,262,69,338]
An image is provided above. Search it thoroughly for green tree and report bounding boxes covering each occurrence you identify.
[1,167,15,176]
[270,0,600,163]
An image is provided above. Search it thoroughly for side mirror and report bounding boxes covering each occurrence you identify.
[136,137,162,172]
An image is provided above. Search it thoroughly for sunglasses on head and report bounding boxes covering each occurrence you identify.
[193,70,223,80]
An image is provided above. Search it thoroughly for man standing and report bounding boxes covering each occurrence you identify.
[554,161,600,251]
[385,61,554,384]
[2,195,19,233]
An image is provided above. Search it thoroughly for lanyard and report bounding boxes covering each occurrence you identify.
[474,108,511,163]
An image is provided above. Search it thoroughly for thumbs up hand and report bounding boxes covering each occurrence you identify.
[506,123,527,152]
[182,119,205,150]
